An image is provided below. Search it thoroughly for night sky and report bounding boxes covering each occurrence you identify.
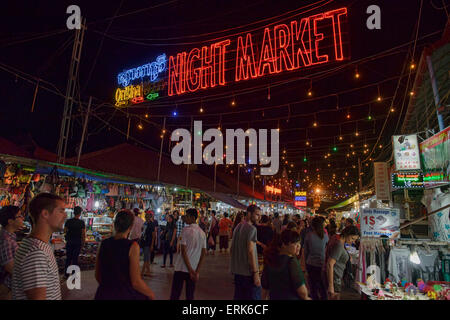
[0,0,447,199]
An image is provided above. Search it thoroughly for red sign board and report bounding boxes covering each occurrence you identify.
[168,7,348,96]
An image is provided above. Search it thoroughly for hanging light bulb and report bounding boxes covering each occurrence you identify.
[231,99,236,106]
[377,96,382,102]
[355,69,360,79]
[410,62,416,70]
[410,91,414,96]
[306,141,310,146]
[390,107,395,112]
[145,114,149,118]
[172,111,178,116]
[137,123,143,130]
[199,107,204,113]
[313,121,318,127]
[339,136,343,141]
[368,115,372,120]
[355,131,359,137]
[346,113,351,119]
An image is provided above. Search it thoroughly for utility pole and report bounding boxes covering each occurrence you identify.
[76,96,92,166]
[157,117,166,182]
[57,18,86,164]
[426,55,445,131]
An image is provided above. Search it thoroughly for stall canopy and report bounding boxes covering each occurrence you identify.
[206,192,247,210]
[325,194,359,211]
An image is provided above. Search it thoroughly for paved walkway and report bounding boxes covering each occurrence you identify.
[61,250,360,300]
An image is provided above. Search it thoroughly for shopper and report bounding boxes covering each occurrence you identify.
[339,217,346,232]
[230,205,262,300]
[256,215,274,256]
[323,225,360,300]
[231,211,243,236]
[64,206,85,278]
[95,210,155,300]
[148,211,159,264]
[12,193,66,300]
[0,206,24,300]
[218,213,233,253]
[272,212,282,234]
[141,211,156,277]
[304,217,329,300]
[261,230,311,300]
[129,208,144,242]
[345,218,355,228]
[175,210,185,253]
[170,208,207,300]
[207,210,219,255]
[326,219,338,238]
[161,214,176,268]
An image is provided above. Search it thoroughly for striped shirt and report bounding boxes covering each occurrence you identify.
[176,218,185,238]
[11,237,61,300]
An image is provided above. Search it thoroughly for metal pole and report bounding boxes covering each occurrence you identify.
[30,79,40,112]
[157,117,166,182]
[126,116,131,140]
[426,55,445,131]
[76,96,92,166]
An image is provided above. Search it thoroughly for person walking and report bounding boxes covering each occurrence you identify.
[272,212,282,234]
[323,226,360,300]
[12,193,66,300]
[170,208,207,300]
[141,211,156,277]
[256,215,274,256]
[161,214,176,268]
[94,210,155,300]
[304,216,329,300]
[64,206,86,278]
[149,212,158,264]
[261,229,311,300]
[0,206,24,300]
[129,208,144,242]
[218,213,233,253]
[230,205,262,300]
[231,212,243,236]
[207,211,219,255]
[175,210,185,253]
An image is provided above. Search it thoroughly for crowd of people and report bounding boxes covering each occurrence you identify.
[0,192,360,300]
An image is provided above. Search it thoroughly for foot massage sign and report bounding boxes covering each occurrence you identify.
[113,7,349,105]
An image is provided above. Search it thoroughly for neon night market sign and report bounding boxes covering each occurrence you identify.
[115,54,167,107]
[168,7,348,96]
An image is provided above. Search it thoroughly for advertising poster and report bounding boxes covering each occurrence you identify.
[361,208,400,238]
[392,134,421,170]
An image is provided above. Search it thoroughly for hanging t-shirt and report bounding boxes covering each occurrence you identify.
[388,247,412,283]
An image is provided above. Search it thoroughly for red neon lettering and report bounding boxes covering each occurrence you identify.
[235,33,258,81]
[290,18,312,68]
[274,24,294,72]
[214,39,231,86]
[309,14,328,64]
[258,28,276,77]
[168,53,186,96]
[324,8,347,61]
[186,48,201,92]
[201,44,215,89]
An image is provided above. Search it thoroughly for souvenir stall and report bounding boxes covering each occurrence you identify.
[356,202,450,300]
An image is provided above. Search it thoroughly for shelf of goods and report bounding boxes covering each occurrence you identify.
[54,242,99,273]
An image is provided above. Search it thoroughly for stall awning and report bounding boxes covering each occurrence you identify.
[206,192,247,210]
[325,194,359,211]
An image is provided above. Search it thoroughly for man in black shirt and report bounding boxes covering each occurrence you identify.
[256,215,274,255]
[64,206,85,277]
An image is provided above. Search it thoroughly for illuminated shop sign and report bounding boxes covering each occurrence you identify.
[294,191,307,207]
[391,172,424,189]
[168,7,348,96]
[117,54,167,87]
[115,54,167,107]
[266,186,281,194]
